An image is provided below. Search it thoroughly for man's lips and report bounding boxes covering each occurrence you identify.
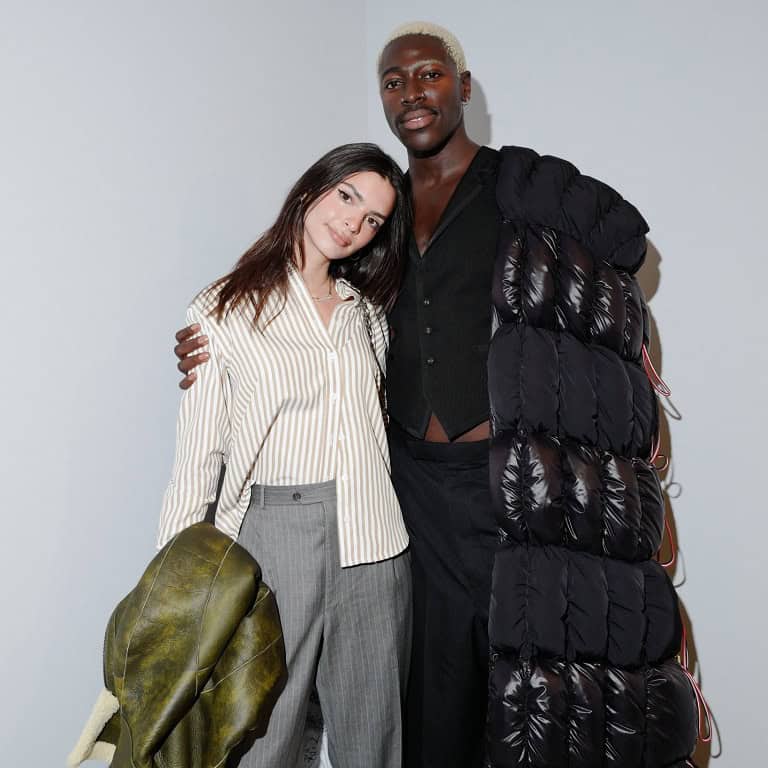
[328,226,351,247]
[398,108,437,130]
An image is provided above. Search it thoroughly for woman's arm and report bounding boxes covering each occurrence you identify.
[158,304,230,547]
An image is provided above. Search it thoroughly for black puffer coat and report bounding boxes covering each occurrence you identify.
[486,147,698,767]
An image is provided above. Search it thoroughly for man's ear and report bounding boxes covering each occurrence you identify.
[460,70,472,104]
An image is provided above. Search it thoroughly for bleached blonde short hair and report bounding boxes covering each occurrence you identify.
[378,21,468,74]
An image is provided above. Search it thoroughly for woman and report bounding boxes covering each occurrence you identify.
[158,143,412,768]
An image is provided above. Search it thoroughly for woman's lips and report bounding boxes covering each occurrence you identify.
[328,226,351,247]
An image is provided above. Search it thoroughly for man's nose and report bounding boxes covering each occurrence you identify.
[401,77,425,105]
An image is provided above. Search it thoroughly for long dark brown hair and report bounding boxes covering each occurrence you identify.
[211,142,411,326]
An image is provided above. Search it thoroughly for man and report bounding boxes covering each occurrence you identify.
[374,24,499,768]
[175,22,698,768]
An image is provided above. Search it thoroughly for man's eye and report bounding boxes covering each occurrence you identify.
[383,79,402,90]
[422,71,442,80]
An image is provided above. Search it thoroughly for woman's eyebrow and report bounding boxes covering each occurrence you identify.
[342,182,386,220]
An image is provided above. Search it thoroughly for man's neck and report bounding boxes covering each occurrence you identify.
[407,130,481,188]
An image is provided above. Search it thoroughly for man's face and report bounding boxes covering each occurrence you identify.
[378,34,470,155]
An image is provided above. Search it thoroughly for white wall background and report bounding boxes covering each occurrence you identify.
[1,1,765,765]
[0,1,367,763]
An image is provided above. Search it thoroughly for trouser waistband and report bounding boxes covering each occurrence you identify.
[249,479,336,507]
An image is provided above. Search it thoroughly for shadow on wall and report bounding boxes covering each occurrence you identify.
[637,241,721,767]
[465,78,492,147]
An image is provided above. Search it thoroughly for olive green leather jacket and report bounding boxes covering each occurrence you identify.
[68,522,286,768]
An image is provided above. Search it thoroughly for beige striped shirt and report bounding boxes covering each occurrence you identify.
[158,268,409,567]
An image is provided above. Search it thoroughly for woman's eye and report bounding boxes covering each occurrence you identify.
[338,189,351,202]
[367,217,380,230]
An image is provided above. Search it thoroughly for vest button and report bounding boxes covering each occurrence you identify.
[423,297,431,306]
[292,492,302,501]
[426,356,435,366]
[425,326,433,335]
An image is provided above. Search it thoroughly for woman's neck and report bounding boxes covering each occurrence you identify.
[299,250,333,298]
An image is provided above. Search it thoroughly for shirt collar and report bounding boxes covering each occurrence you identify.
[335,277,360,304]
[408,147,500,257]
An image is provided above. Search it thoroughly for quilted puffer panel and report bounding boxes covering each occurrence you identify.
[488,545,681,666]
[489,432,664,561]
[492,223,649,361]
[495,146,650,273]
[487,146,696,766]
[486,657,697,768]
[488,324,657,459]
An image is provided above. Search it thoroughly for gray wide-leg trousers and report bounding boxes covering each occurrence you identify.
[236,480,412,768]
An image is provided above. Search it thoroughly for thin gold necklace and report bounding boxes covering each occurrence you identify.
[311,280,335,302]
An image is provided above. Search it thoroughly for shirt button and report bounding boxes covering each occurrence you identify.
[292,492,302,501]
[330,392,338,402]
[423,297,431,306]
[426,356,436,366]
[328,351,337,360]
[425,325,433,335]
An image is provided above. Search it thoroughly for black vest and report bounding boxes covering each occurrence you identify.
[386,147,501,440]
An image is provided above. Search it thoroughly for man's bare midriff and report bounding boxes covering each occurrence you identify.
[423,413,491,443]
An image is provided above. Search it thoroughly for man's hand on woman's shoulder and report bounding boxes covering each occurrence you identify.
[174,323,209,390]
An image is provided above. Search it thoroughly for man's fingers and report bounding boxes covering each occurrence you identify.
[177,351,210,375]
[174,325,208,389]
[175,323,200,343]
[179,372,197,390]
[174,335,208,360]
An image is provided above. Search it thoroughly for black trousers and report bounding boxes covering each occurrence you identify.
[388,424,498,768]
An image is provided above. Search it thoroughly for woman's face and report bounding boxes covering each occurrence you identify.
[302,171,396,264]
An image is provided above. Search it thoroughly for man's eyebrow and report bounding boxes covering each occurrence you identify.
[380,65,402,78]
[342,182,386,220]
[380,59,447,79]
